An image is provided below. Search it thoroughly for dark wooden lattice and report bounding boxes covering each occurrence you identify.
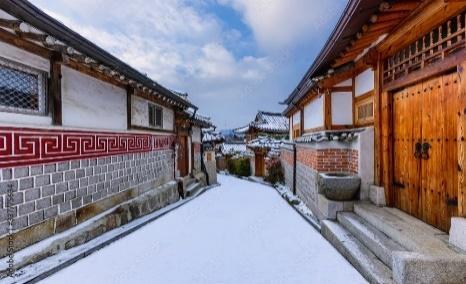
[383,12,466,84]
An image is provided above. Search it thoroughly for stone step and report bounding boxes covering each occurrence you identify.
[185,177,197,188]
[337,212,406,269]
[321,220,394,284]
[185,182,202,197]
[354,203,456,256]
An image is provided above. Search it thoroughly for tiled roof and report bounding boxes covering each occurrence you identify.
[220,143,248,155]
[247,136,283,150]
[252,111,289,133]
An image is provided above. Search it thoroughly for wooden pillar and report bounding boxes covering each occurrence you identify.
[49,52,62,125]
[381,88,393,206]
[374,55,383,185]
[457,62,466,217]
[324,89,332,130]
[300,107,304,136]
[127,86,134,129]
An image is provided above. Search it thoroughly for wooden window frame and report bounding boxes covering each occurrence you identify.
[148,103,163,128]
[354,90,375,126]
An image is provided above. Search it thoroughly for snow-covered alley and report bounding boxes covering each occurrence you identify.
[41,175,366,284]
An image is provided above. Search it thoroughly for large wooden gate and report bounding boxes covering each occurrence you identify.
[393,73,459,232]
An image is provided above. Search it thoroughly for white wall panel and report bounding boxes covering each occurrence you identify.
[355,69,374,97]
[62,66,127,130]
[304,95,324,130]
[331,92,353,125]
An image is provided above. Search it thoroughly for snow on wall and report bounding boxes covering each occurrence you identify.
[304,95,324,130]
[131,95,174,131]
[0,41,53,126]
[61,66,127,130]
[355,68,374,97]
[331,92,353,125]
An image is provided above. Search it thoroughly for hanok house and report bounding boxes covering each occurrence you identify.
[281,0,466,283]
[0,0,210,273]
[236,111,289,177]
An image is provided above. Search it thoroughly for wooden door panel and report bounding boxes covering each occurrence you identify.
[177,136,188,177]
[393,73,459,232]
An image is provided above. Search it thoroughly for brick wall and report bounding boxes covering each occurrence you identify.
[0,149,174,238]
[297,146,358,173]
[280,148,294,190]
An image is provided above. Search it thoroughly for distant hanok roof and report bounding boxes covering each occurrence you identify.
[247,136,283,150]
[202,128,224,144]
[250,111,289,134]
[183,110,214,128]
[283,0,422,112]
[0,0,196,109]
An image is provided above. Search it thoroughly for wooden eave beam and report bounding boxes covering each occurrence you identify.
[378,0,466,56]
[0,19,21,30]
[0,27,50,58]
[379,1,420,13]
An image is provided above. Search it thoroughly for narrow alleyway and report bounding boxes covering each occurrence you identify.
[41,175,366,284]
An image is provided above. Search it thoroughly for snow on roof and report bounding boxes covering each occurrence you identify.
[247,136,283,150]
[184,110,214,128]
[202,129,224,143]
[234,125,250,134]
[220,143,249,155]
[252,111,289,133]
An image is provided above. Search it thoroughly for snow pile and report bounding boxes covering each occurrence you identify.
[276,184,318,224]
[219,143,250,156]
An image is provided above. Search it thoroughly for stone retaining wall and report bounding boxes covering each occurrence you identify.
[0,149,175,257]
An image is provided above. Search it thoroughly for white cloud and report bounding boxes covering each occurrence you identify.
[218,0,343,52]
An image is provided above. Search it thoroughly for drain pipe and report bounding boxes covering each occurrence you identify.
[293,143,297,195]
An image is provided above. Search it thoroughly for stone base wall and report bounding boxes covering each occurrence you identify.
[0,149,175,256]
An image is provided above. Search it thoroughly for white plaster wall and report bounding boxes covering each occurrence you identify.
[355,68,374,97]
[304,95,324,130]
[335,78,352,87]
[192,127,201,143]
[292,111,301,126]
[331,92,353,125]
[62,66,127,130]
[357,127,374,200]
[131,95,174,131]
[0,41,49,72]
[0,41,52,127]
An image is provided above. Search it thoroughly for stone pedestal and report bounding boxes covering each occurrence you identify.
[449,217,466,251]
[317,194,354,220]
[369,185,386,207]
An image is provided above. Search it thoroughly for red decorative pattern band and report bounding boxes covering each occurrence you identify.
[0,127,175,168]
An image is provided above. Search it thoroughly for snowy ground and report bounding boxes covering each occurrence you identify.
[41,175,366,284]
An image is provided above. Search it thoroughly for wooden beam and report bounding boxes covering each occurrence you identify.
[50,52,62,125]
[0,19,21,30]
[380,1,419,12]
[332,86,353,92]
[0,27,50,58]
[378,0,466,57]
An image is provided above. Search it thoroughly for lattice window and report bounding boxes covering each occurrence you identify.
[148,103,163,128]
[0,57,47,115]
[355,94,374,125]
[384,12,466,84]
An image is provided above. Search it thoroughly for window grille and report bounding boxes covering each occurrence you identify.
[384,12,466,84]
[0,57,47,115]
[355,94,374,125]
[148,103,163,128]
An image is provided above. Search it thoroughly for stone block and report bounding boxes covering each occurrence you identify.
[393,251,466,284]
[369,185,386,207]
[0,180,18,195]
[44,164,56,174]
[59,201,71,213]
[57,161,70,171]
[44,206,59,219]
[2,169,12,180]
[24,188,40,202]
[35,175,51,187]
[64,170,76,181]
[29,210,44,225]
[41,185,55,197]
[449,217,466,252]
[14,167,29,178]
[55,211,76,234]
[30,165,44,176]
[19,177,34,190]
[13,215,28,230]
[0,219,54,257]
[51,172,63,184]
[317,194,353,220]
[36,197,52,210]
[19,202,35,216]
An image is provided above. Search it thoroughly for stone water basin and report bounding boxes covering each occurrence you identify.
[319,172,361,201]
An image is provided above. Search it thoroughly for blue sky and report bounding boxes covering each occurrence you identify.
[30,0,346,129]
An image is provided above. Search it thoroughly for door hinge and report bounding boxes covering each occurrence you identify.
[446,198,458,207]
